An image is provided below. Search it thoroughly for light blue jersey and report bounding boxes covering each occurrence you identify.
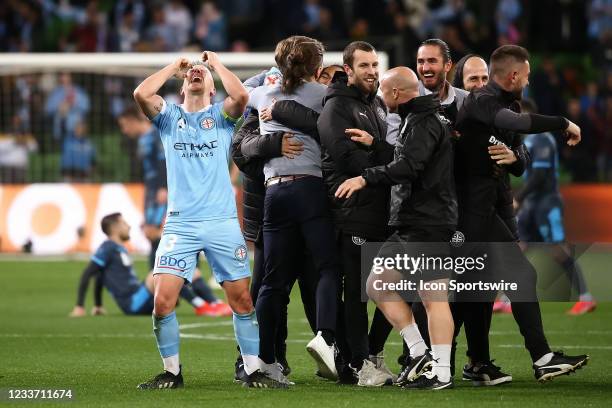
[152,100,249,283]
[152,100,237,221]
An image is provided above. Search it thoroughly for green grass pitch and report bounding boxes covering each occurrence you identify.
[0,259,610,407]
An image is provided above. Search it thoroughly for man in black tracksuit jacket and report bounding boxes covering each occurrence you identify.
[316,42,396,383]
[336,66,457,390]
[454,45,589,382]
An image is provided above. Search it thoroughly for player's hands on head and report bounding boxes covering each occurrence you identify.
[345,128,374,146]
[565,120,581,146]
[174,58,192,79]
[335,176,367,199]
[201,51,220,70]
[488,145,517,165]
[281,133,303,159]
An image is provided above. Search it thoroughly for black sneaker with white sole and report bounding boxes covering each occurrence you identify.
[534,351,589,382]
[401,371,453,390]
[243,369,289,389]
[137,369,184,389]
[466,361,512,386]
[337,364,358,385]
[234,356,249,384]
[396,351,433,386]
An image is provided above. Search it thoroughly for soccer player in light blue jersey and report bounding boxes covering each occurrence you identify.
[133,52,285,389]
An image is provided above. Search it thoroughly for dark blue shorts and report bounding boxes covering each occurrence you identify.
[518,195,565,243]
[124,283,154,315]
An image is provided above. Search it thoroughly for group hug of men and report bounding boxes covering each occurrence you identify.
[230,38,589,390]
[88,36,592,390]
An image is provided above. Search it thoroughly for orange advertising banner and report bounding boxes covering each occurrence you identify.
[560,184,612,243]
[0,183,609,254]
[0,184,147,254]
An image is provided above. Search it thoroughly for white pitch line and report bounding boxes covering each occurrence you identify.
[498,344,612,350]
[0,333,151,339]
[1,332,611,350]
[179,321,235,329]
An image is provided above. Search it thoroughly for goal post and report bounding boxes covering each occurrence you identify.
[0,51,388,183]
[0,52,389,76]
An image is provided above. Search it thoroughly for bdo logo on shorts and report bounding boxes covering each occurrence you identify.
[234,245,248,262]
[157,255,187,271]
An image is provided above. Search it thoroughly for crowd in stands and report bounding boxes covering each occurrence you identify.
[0,0,610,183]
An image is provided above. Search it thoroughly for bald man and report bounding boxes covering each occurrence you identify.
[336,67,457,390]
[452,54,489,92]
[449,54,515,386]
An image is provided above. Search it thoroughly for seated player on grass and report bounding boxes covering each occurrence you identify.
[69,212,232,317]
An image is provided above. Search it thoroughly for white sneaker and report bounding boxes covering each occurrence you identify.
[369,352,397,382]
[306,331,338,380]
[357,359,393,387]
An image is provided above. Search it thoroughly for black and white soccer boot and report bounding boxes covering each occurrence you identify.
[401,371,454,390]
[534,351,589,382]
[244,370,288,389]
[396,351,433,386]
[463,361,512,386]
[137,368,184,389]
[234,355,249,384]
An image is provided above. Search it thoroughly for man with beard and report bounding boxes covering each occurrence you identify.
[454,44,589,383]
[417,38,468,125]
[389,38,468,372]
[316,41,396,386]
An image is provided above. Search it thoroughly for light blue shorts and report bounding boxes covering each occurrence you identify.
[153,218,250,284]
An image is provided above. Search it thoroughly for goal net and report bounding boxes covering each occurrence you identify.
[0,52,388,184]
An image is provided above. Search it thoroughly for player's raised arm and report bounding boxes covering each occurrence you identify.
[203,51,249,119]
[133,58,192,119]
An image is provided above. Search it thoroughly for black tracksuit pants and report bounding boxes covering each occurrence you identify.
[456,203,552,363]
[256,176,341,364]
[250,235,318,361]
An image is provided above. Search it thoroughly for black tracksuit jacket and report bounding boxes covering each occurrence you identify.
[317,79,394,240]
[363,94,458,228]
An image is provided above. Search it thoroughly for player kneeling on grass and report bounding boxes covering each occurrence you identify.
[68,213,230,318]
[133,52,286,389]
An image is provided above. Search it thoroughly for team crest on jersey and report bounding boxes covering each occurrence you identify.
[177,117,186,130]
[265,73,281,86]
[234,245,248,262]
[352,236,366,246]
[450,231,465,247]
[200,117,216,130]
